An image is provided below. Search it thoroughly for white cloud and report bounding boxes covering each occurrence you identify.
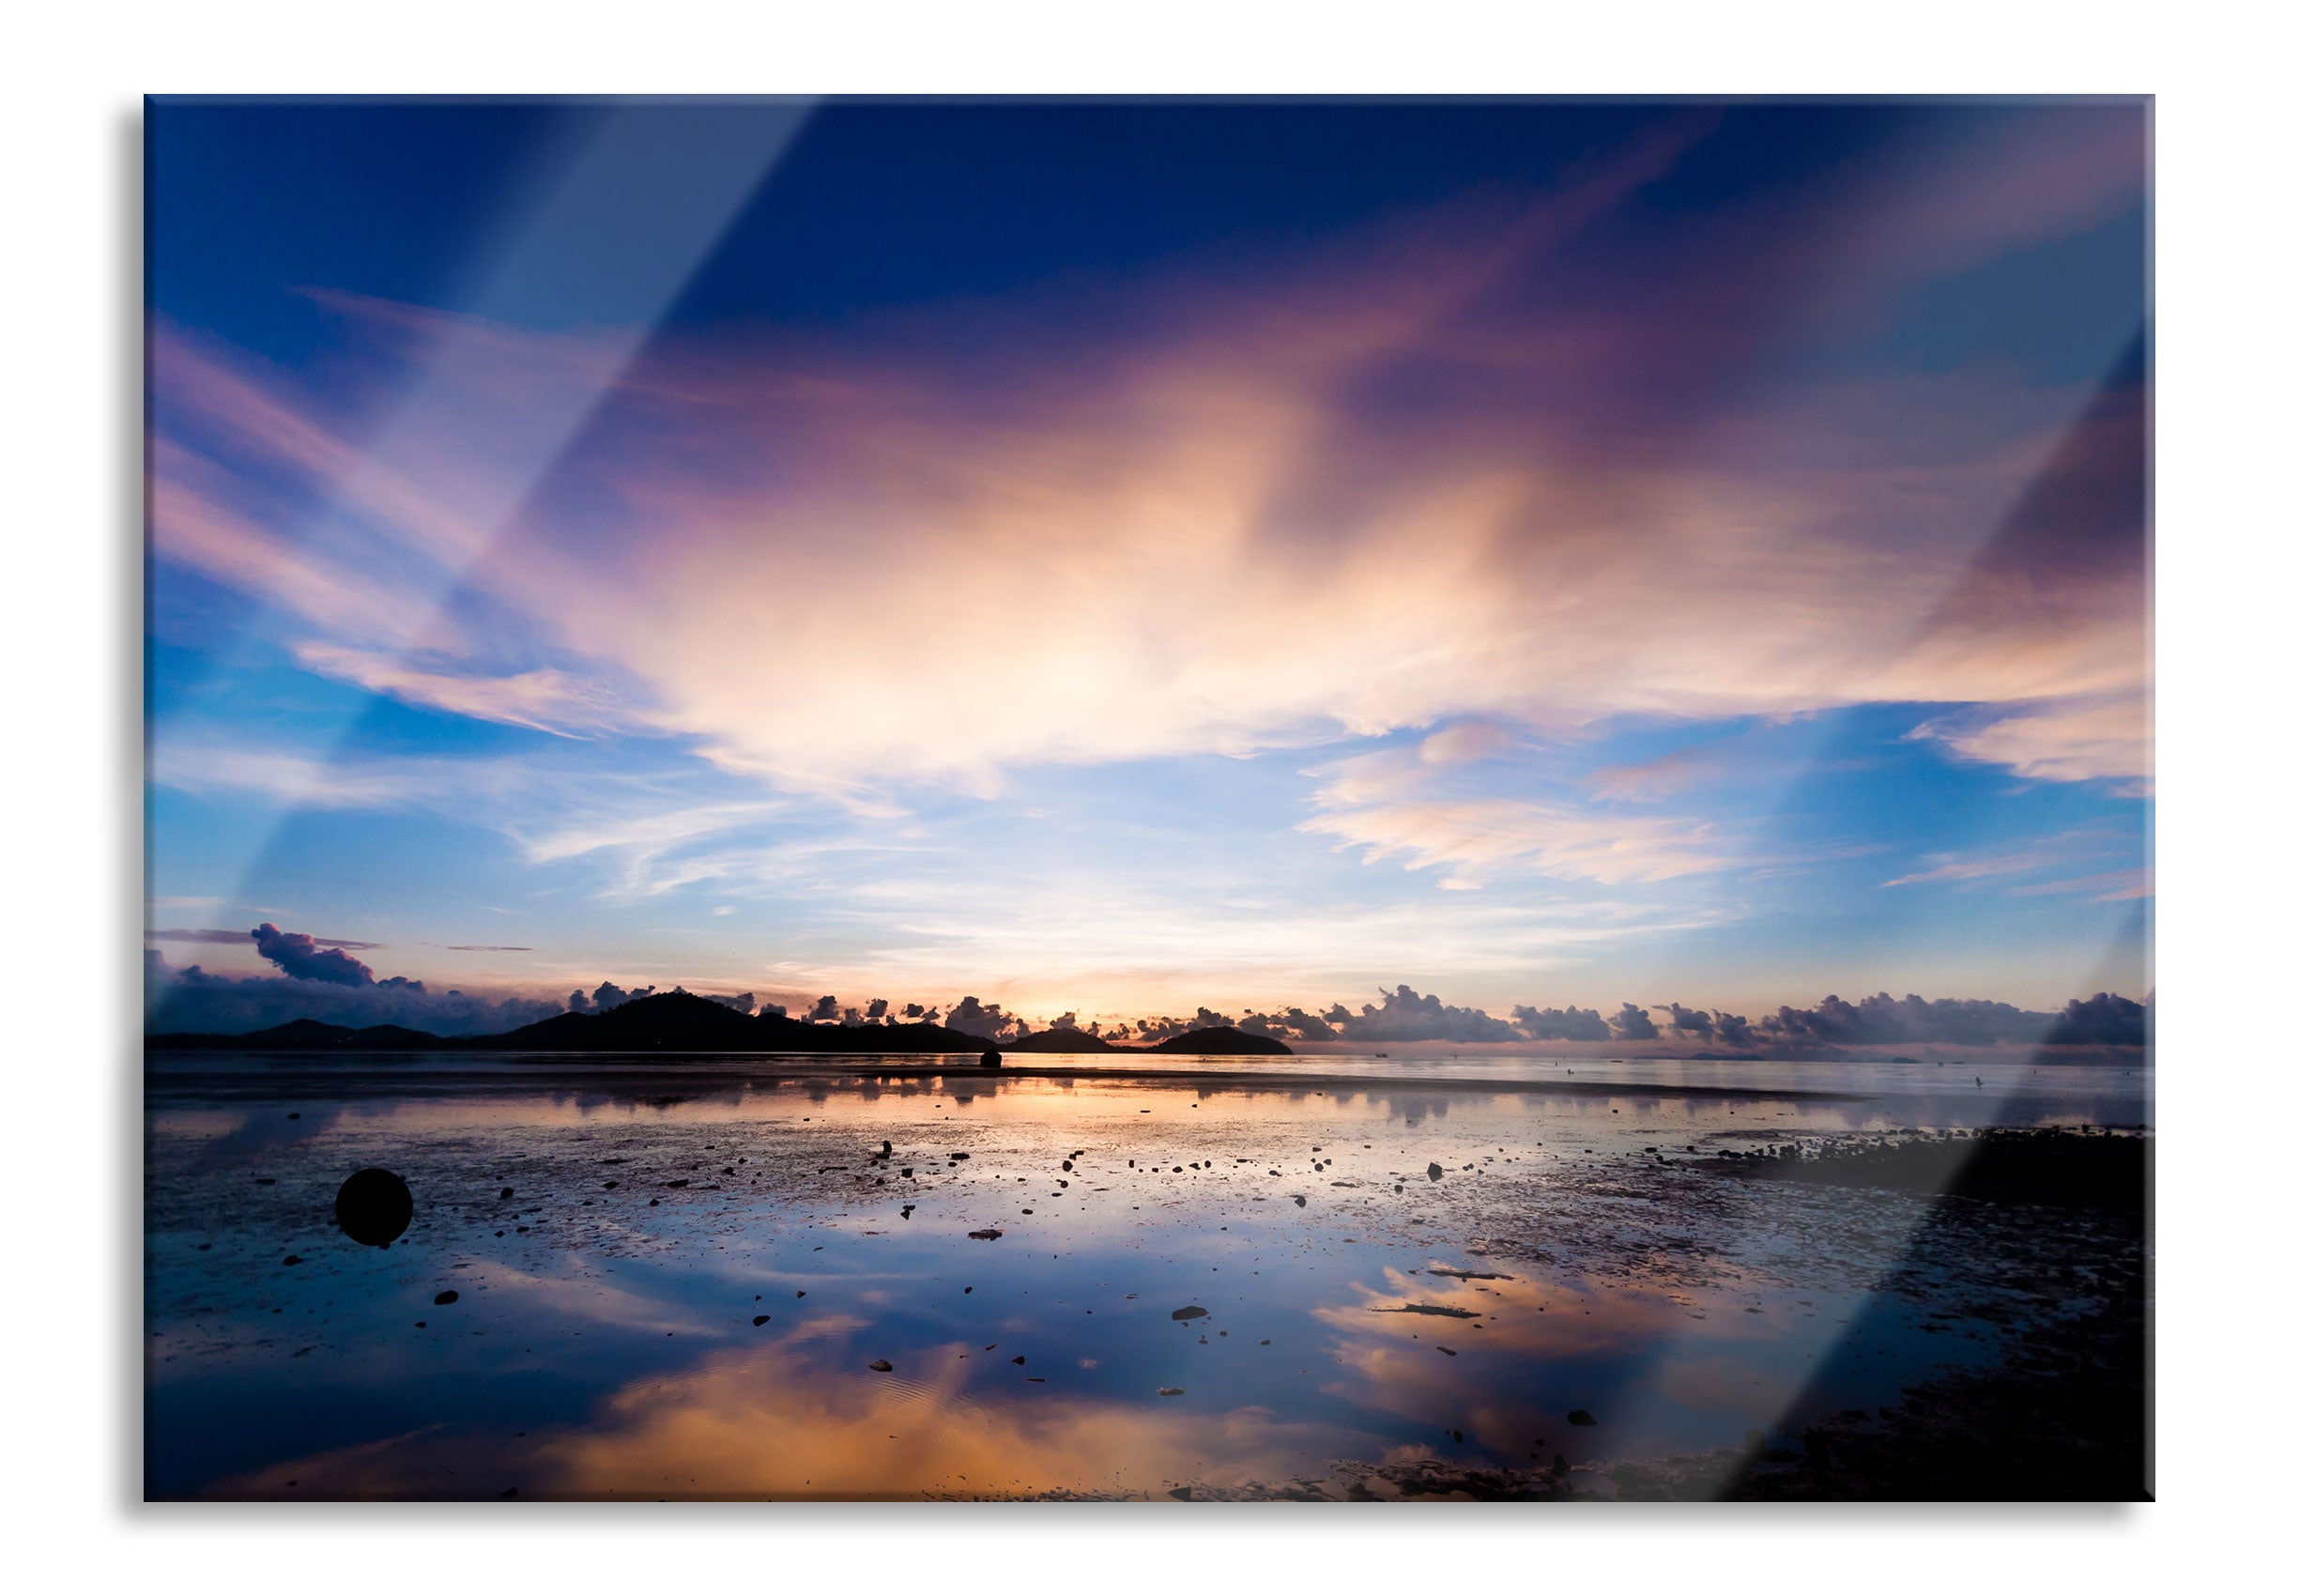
[1910,690,2151,788]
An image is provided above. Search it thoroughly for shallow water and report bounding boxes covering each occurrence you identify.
[145,1052,2149,1499]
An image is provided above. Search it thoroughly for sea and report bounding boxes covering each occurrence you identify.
[144,1050,2151,1499]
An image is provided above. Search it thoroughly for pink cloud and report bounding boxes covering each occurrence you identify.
[148,113,2148,819]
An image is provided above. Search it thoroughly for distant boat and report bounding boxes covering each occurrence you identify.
[1374,1051,1388,1057]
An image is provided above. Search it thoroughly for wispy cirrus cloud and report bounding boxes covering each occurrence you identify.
[148,107,2148,814]
[1304,792,1739,890]
[1910,691,2152,791]
[146,927,383,949]
[1300,738,1741,890]
[290,642,633,739]
[1881,827,2123,890]
[2005,867,2154,902]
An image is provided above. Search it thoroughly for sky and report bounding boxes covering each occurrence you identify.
[144,97,2151,1040]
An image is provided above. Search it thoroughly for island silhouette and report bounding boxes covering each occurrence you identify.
[146,990,1292,1055]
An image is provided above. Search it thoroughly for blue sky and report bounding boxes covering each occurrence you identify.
[145,98,2149,1035]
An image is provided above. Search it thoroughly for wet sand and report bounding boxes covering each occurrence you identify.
[145,1053,2150,1500]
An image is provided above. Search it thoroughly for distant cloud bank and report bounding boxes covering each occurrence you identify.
[144,924,2154,1051]
[145,947,562,1036]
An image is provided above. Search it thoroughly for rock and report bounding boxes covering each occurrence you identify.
[498,1188,514,1200]
[1172,1306,1209,1321]
[868,1359,894,1372]
[1427,1162,1444,1181]
[1158,1388,1185,1397]
[968,1229,1004,1240]
[334,1167,414,1248]
[1294,1195,1306,1207]
[1011,1355,1025,1365]
[282,1254,302,1266]
[753,1314,771,1327]
[980,1048,1004,1069]
[1567,1409,1596,1426]
[434,1289,459,1306]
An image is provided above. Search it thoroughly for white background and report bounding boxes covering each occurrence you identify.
[2,2,2288,1588]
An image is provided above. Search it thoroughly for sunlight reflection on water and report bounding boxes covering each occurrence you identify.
[145,1055,2147,1499]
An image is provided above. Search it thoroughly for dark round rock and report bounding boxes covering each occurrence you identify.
[434,1289,459,1306]
[334,1167,413,1248]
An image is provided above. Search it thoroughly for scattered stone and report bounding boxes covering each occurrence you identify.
[869,1359,894,1372]
[753,1315,771,1327]
[969,1229,1004,1240]
[434,1290,459,1306]
[1158,1388,1185,1397]
[1427,1163,1444,1181]
[1568,1409,1597,1426]
[1172,1306,1209,1321]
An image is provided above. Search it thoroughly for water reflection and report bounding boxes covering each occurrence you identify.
[147,1056,2147,1499]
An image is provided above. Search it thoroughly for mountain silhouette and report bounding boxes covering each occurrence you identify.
[1002,1027,1121,1053]
[146,990,1293,1056]
[1142,1025,1290,1055]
